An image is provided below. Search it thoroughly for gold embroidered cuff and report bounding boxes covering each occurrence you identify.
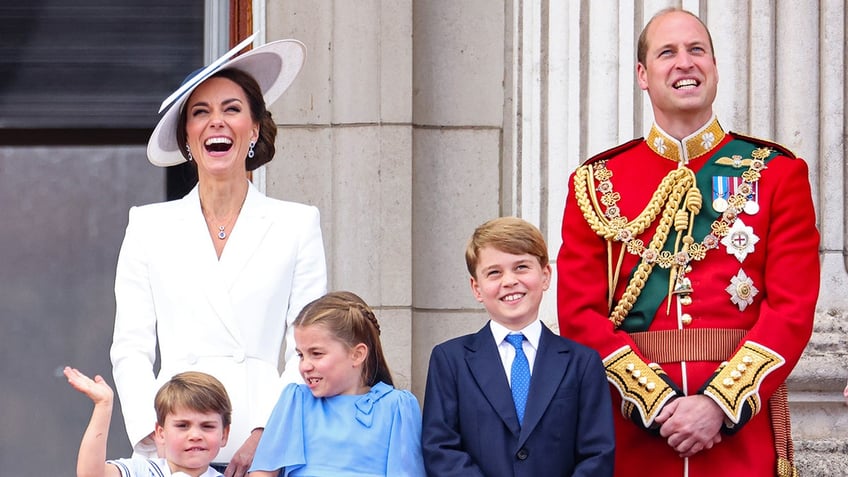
[703,341,785,423]
[604,346,678,427]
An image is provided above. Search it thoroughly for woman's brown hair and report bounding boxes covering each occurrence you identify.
[176,68,278,171]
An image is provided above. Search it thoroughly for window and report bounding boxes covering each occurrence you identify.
[0,1,204,129]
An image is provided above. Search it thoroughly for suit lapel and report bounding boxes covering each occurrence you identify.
[465,325,522,436]
[518,324,571,444]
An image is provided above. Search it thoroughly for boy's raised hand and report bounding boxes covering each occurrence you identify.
[64,366,114,406]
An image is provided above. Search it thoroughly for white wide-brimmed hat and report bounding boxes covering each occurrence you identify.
[147,33,306,167]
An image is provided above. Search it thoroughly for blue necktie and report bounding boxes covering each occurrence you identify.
[505,333,530,425]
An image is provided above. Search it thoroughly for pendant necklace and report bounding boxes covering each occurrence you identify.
[201,198,244,241]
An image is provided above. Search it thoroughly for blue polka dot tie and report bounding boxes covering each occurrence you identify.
[505,333,530,425]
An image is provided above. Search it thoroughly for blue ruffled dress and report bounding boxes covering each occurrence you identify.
[250,382,425,477]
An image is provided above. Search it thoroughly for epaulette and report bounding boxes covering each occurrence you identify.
[581,138,643,166]
[729,131,796,159]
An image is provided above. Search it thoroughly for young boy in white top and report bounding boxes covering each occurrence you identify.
[64,367,230,477]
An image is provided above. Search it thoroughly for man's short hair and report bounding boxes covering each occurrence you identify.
[637,8,715,66]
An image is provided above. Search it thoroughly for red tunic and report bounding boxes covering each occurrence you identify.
[557,120,819,477]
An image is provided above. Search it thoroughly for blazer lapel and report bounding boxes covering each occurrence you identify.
[517,324,571,444]
[218,183,272,292]
[179,185,250,343]
[175,187,222,292]
[465,325,522,436]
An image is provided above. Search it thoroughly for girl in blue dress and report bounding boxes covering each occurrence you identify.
[248,291,425,477]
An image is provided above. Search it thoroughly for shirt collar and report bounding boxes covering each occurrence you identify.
[157,460,221,477]
[646,115,725,164]
[489,319,542,351]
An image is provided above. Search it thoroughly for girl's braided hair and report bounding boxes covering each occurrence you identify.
[293,291,393,387]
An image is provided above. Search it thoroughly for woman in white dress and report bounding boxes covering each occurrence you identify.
[110,35,326,477]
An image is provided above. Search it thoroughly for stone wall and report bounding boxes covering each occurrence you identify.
[263,0,848,470]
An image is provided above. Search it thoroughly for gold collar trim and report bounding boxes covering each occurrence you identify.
[646,116,726,163]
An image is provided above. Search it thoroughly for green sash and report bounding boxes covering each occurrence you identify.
[620,139,778,332]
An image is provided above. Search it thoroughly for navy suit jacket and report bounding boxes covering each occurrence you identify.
[422,322,615,477]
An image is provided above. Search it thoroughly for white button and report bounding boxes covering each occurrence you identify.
[233,350,246,363]
[186,353,198,365]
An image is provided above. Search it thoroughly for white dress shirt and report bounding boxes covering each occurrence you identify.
[489,319,541,385]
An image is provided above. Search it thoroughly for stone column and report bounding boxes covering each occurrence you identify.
[263,0,416,389]
[409,0,508,396]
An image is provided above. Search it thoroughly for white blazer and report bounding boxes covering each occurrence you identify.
[110,182,327,462]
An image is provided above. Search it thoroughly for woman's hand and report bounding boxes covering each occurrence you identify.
[224,428,263,477]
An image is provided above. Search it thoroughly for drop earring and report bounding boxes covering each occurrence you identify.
[185,144,193,162]
[248,140,256,159]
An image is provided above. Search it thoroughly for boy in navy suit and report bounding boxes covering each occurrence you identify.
[422,217,615,476]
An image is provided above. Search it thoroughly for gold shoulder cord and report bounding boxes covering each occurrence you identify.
[573,148,769,329]
[572,162,699,327]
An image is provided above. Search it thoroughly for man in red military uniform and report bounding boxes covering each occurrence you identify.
[557,8,819,477]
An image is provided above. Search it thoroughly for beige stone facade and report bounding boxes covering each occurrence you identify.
[261,1,847,472]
